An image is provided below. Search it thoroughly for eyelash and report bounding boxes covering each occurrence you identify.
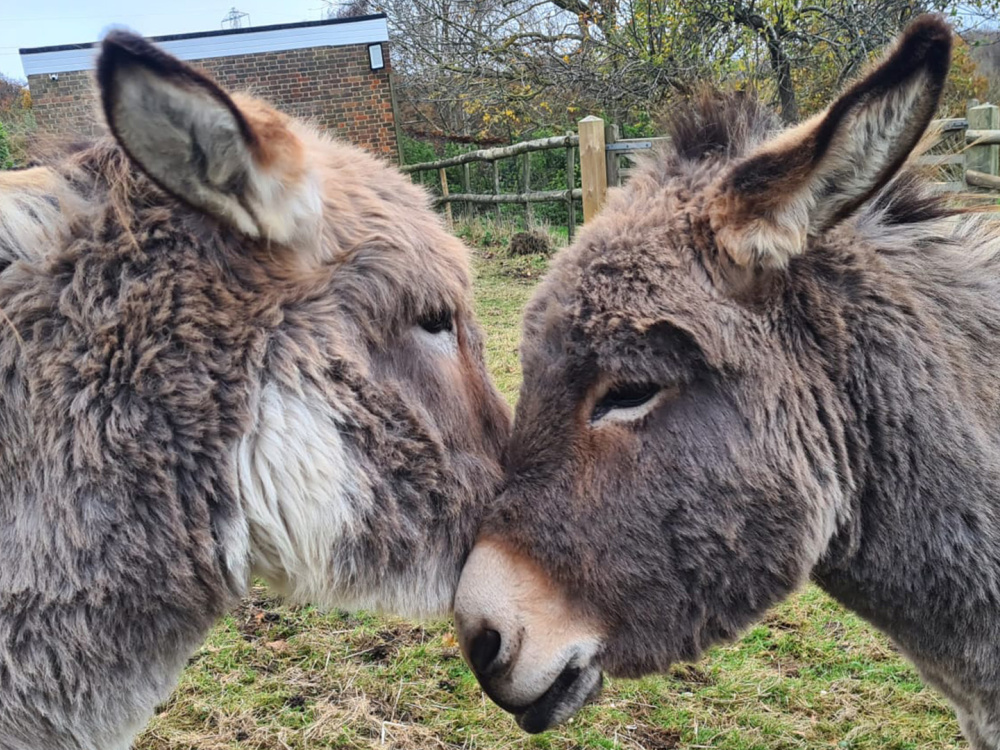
[591,383,662,422]
[419,309,453,334]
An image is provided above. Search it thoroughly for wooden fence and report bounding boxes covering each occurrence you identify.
[402,101,1000,237]
[400,133,582,241]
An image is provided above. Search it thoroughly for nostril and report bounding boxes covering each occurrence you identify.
[468,628,502,674]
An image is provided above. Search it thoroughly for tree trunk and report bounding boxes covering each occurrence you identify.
[766,30,798,124]
[734,7,800,124]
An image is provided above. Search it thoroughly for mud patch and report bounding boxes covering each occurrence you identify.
[669,663,713,685]
[628,724,682,749]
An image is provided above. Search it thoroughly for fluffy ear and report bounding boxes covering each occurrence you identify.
[97,30,321,245]
[708,14,952,268]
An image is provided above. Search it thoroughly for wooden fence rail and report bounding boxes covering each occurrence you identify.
[967,170,1000,190]
[967,130,1000,145]
[399,135,578,173]
[403,100,1000,240]
[403,132,581,240]
[436,189,584,204]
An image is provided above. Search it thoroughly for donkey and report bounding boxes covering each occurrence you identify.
[453,15,1000,748]
[0,32,509,750]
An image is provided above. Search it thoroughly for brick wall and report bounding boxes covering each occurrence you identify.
[28,41,399,162]
[28,69,100,138]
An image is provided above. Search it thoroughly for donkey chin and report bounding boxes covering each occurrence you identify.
[454,538,606,733]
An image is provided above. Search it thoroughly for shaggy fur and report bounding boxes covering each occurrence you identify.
[454,15,1000,748]
[0,33,508,750]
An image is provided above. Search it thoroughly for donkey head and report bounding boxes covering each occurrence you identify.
[105,32,512,614]
[453,16,951,731]
[3,32,510,619]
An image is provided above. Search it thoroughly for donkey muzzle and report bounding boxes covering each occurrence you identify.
[453,537,605,732]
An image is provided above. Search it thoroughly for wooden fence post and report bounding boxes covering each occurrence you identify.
[579,116,608,223]
[439,168,452,228]
[605,123,620,188]
[523,152,534,228]
[968,102,1000,178]
[462,163,471,219]
[491,160,502,223]
[566,131,576,243]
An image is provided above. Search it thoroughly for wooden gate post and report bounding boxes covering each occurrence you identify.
[605,123,620,188]
[579,116,608,223]
[968,102,1000,178]
[439,168,452,228]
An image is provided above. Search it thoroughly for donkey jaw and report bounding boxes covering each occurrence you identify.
[236,383,463,619]
[514,660,604,733]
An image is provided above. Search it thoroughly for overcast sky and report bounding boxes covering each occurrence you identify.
[1,0,335,80]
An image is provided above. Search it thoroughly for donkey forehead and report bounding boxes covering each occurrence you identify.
[517,109,812,375]
[278,117,472,306]
[521,241,742,382]
[330,233,473,332]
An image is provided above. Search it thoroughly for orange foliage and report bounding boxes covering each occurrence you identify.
[940,37,989,117]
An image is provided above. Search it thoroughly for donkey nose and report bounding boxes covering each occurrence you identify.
[467,627,502,674]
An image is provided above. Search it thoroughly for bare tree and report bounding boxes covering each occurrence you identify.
[321,0,373,18]
[382,0,999,141]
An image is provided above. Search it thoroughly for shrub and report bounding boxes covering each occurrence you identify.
[508,230,552,256]
[0,121,13,169]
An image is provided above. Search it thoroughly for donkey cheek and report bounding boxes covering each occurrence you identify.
[236,383,371,605]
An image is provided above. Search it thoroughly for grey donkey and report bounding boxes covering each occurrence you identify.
[0,31,509,750]
[454,15,1000,749]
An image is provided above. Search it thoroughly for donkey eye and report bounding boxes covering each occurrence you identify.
[419,310,453,334]
[591,383,662,423]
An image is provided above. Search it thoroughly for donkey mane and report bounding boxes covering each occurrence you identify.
[0,138,152,269]
[643,88,993,241]
[57,138,158,234]
[663,88,780,163]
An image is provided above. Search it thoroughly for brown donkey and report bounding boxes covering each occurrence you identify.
[0,32,509,750]
[454,15,1000,748]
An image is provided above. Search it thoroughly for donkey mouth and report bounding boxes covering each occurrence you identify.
[513,663,604,734]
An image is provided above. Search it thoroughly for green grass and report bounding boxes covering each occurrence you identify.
[134,240,966,750]
[470,249,547,404]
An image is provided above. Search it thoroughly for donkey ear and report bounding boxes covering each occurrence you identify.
[709,15,952,268]
[97,31,321,245]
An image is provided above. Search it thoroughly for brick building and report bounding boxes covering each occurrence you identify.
[20,14,400,162]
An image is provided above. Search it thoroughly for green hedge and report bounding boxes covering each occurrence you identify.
[0,121,13,170]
